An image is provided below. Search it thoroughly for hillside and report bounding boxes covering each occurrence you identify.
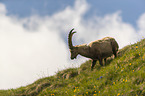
[0,39,145,96]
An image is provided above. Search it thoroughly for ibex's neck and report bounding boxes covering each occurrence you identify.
[76,44,92,58]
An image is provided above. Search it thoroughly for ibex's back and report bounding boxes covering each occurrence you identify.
[88,37,118,59]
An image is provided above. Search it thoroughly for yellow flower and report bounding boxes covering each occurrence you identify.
[94,86,96,88]
[117,93,120,96]
[123,79,125,81]
[129,63,131,65]
[98,91,100,93]
[125,79,127,82]
[86,92,88,94]
[93,94,97,96]
[113,82,115,85]
[133,70,134,72]
[136,46,138,48]
[95,91,96,93]
[74,89,76,92]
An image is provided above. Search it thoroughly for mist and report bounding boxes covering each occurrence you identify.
[0,0,145,89]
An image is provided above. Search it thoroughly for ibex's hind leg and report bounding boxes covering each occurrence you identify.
[91,60,96,71]
[104,58,107,65]
[99,59,103,66]
[113,50,117,58]
[111,40,118,58]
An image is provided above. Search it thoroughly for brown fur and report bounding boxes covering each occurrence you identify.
[68,29,119,70]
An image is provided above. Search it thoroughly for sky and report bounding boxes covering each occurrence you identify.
[0,0,145,89]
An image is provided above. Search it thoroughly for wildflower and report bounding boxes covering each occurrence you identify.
[133,70,134,72]
[113,82,115,85]
[98,91,100,93]
[117,93,120,96]
[100,76,103,79]
[93,94,97,96]
[123,79,125,81]
[74,89,76,92]
[136,46,138,48]
[139,54,141,56]
[125,79,127,82]
[94,86,96,88]
[129,63,131,65]
[86,92,88,94]
[95,91,96,93]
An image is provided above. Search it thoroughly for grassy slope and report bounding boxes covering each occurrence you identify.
[1,39,145,96]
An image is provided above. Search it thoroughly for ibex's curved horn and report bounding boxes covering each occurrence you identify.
[68,28,76,49]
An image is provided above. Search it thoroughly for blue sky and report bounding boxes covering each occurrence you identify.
[2,0,145,27]
[0,0,145,89]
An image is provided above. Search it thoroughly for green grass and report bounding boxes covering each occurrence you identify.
[1,39,145,96]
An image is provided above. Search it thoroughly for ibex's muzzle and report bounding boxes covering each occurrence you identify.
[71,56,77,59]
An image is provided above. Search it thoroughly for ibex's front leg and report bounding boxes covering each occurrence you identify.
[91,60,96,71]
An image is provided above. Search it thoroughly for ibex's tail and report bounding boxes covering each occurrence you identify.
[110,38,119,57]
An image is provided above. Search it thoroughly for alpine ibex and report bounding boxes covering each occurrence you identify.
[68,28,119,70]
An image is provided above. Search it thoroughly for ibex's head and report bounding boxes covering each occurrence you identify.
[68,28,78,59]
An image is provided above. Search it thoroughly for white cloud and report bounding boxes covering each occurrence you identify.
[0,0,145,89]
[137,13,145,37]
[0,3,6,15]
[0,14,70,89]
[71,11,141,49]
[0,0,88,89]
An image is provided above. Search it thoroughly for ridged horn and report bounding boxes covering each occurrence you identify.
[68,28,76,49]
